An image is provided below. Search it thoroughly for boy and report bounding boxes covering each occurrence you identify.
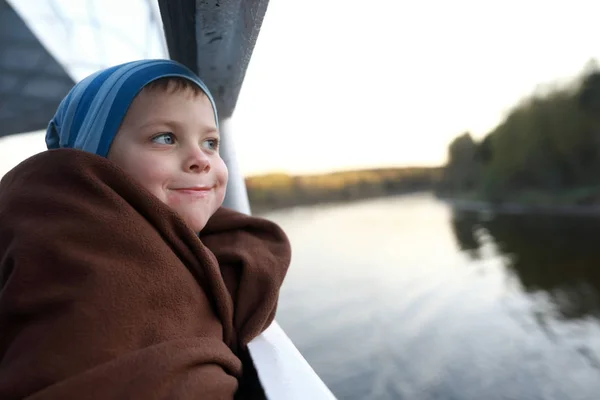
[0,60,290,399]
[48,59,227,234]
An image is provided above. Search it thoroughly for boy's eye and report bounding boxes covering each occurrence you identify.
[152,133,176,145]
[202,138,219,151]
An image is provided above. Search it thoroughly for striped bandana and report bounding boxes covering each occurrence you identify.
[45,59,218,157]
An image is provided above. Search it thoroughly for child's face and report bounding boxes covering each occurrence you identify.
[108,86,228,232]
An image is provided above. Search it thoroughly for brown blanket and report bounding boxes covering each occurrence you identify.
[0,149,291,399]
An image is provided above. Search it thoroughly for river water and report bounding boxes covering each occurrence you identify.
[261,193,600,400]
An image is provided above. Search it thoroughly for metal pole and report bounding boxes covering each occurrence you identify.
[219,118,252,214]
[146,0,169,58]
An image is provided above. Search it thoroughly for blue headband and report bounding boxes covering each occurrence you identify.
[46,59,219,157]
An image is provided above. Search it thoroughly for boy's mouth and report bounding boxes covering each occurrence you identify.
[174,186,211,191]
[170,186,213,197]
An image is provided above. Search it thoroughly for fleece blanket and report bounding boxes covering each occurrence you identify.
[0,149,290,399]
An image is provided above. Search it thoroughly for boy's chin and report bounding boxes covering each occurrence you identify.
[185,215,211,234]
[170,203,222,233]
[183,207,224,233]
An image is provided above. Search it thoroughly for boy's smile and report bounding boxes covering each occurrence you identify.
[107,82,228,232]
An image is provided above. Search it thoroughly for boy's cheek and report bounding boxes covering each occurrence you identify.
[215,158,229,185]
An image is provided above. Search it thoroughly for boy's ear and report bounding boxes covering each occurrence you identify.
[46,120,60,149]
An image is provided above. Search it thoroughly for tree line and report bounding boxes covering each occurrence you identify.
[245,167,441,212]
[439,60,600,205]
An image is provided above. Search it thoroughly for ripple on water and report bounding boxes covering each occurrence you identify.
[267,194,600,400]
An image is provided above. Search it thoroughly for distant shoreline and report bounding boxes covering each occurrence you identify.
[245,167,441,213]
[250,189,430,214]
[439,196,600,216]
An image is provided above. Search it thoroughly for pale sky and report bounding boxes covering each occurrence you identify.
[2,0,600,176]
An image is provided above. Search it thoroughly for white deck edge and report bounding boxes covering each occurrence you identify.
[248,322,337,399]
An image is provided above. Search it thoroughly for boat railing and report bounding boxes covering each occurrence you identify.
[220,119,336,399]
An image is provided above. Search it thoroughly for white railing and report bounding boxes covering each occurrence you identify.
[220,119,336,399]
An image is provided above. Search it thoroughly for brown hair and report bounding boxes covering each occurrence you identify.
[142,76,207,98]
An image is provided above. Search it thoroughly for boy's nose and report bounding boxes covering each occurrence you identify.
[185,147,210,173]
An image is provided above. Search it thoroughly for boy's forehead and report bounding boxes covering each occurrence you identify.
[124,87,218,129]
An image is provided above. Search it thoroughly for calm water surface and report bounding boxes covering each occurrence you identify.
[261,193,600,400]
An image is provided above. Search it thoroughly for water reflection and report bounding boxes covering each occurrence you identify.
[271,196,600,399]
[451,210,600,321]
